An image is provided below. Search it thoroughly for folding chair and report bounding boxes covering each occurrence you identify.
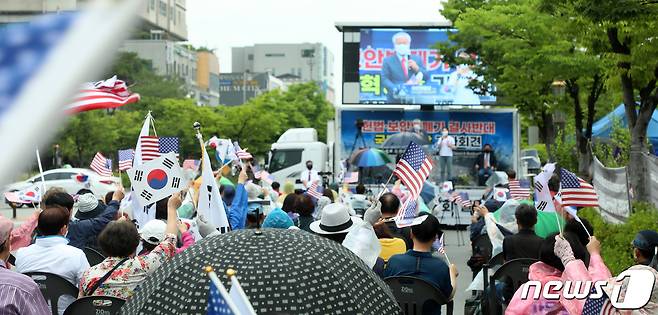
[482,258,538,315]
[83,246,106,266]
[24,272,79,315]
[63,296,125,315]
[385,276,453,315]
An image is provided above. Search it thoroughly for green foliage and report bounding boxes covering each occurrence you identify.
[552,128,578,171]
[51,54,334,168]
[592,118,632,167]
[524,143,549,164]
[579,203,658,275]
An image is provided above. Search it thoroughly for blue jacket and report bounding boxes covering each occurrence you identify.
[67,200,119,249]
[227,183,248,230]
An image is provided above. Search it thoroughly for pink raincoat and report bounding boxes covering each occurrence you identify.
[506,254,611,315]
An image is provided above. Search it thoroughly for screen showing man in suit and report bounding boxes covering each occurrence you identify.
[358,28,496,105]
[380,32,428,103]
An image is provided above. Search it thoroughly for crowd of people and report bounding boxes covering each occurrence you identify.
[0,159,657,315]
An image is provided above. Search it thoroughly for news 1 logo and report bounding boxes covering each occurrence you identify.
[521,268,656,309]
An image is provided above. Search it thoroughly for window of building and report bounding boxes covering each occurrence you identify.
[298,68,302,77]
[149,0,155,11]
[247,54,253,61]
[265,53,285,57]
[159,1,167,16]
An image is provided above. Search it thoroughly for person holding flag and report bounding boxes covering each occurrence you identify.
[384,214,459,305]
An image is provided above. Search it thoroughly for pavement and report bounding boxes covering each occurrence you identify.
[0,203,39,226]
[443,228,473,315]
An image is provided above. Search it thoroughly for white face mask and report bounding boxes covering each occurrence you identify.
[394,44,411,56]
[442,131,448,136]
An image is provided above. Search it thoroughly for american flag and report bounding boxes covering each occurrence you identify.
[436,233,446,254]
[560,168,599,208]
[306,181,323,200]
[255,169,274,184]
[140,136,180,162]
[183,159,200,171]
[449,191,471,207]
[234,142,252,160]
[343,172,359,183]
[117,149,134,171]
[64,76,140,113]
[393,142,433,206]
[399,199,418,220]
[509,179,532,200]
[582,289,617,315]
[207,280,237,315]
[90,152,112,177]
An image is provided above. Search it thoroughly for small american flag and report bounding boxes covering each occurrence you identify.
[436,233,446,254]
[65,76,140,113]
[159,136,180,160]
[393,142,432,219]
[117,149,134,171]
[582,288,617,315]
[183,159,200,171]
[140,135,160,161]
[139,136,180,162]
[234,142,252,160]
[343,172,359,183]
[207,280,237,315]
[509,179,532,200]
[560,168,599,208]
[90,152,112,177]
[449,191,460,203]
[306,182,323,200]
[458,192,471,208]
[255,169,274,184]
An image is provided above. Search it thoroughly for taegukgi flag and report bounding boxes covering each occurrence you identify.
[127,152,184,207]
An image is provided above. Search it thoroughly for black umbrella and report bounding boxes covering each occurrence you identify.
[381,131,431,149]
[121,229,401,314]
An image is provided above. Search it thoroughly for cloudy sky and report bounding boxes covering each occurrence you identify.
[186,0,448,96]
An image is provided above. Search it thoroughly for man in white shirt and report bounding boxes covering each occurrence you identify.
[435,127,456,183]
[15,206,90,315]
[300,160,320,189]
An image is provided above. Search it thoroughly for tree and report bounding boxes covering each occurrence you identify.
[440,0,609,173]
[542,0,658,200]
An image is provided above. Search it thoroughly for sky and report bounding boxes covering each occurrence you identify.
[186,0,448,99]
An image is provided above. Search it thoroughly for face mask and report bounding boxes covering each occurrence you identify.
[442,131,448,136]
[394,44,410,56]
[484,149,491,153]
[306,164,313,170]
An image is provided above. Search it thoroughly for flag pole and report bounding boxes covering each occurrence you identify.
[35,148,46,208]
[204,266,239,313]
[443,252,451,265]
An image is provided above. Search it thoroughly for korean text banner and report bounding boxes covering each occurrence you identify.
[359,28,495,105]
[340,110,515,177]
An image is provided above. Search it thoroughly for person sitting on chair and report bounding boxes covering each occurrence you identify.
[15,206,92,315]
[502,204,544,261]
[379,192,413,249]
[350,184,370,216]
[384,214,458,305]
[0,216,50,315]
[474,144,497,186]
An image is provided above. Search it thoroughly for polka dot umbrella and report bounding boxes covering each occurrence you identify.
[121,228,401,315]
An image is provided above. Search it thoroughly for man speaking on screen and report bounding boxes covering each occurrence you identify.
[381,31,428,103]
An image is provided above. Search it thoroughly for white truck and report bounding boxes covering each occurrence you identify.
[267,128,335,186]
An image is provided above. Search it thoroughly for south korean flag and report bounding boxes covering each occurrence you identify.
[127,152,185,207]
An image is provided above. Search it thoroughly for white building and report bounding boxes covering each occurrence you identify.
[232,43,335,102]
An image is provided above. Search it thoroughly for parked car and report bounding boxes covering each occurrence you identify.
[3,168,120,206]
[521,149,542,175]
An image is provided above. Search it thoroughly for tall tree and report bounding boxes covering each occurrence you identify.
[542,0,658,200]
[441,0,608,172]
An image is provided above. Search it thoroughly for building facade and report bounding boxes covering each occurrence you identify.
[232,43,335,102]
[219,72,286,106]
[196,51,220,106]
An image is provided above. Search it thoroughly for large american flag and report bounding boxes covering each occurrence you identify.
[64,76,140,113]
[140,136,180,162]
[509,179,532,200]
[90,152,112,177]
[117,149,134,171]
[560,168,599,208]
[393,142,433,203]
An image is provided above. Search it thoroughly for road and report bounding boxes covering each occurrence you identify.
[0,203,40,226]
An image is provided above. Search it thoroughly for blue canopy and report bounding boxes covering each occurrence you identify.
[591,104,658,154]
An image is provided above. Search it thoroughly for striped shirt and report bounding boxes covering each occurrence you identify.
[0,260,50,315]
